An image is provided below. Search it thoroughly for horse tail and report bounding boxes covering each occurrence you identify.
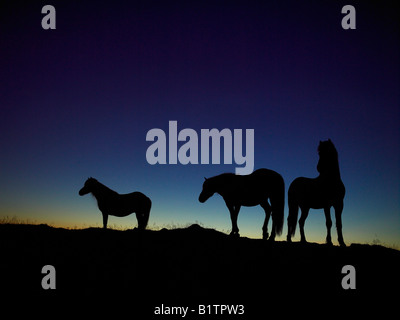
[287,180,299,239]
[273,174,285,236]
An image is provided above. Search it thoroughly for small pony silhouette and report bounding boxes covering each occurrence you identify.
[199,168,285,240]
[286,139,346,246]
[79,177,151,230]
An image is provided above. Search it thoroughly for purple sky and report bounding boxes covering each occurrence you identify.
[1,0,399,247]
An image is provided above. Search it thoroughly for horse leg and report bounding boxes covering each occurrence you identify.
[102,212,108,229]
[334,201,346,247]
[232,205,241,236]
[298,207,309,243]
[261,201,272,241]
[136,211,144,230]
[287,201,299,243]
[228,203,240,237]
[324,207,333,245]
[136,210,150,230]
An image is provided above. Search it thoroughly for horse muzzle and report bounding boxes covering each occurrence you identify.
[199,192,212,203]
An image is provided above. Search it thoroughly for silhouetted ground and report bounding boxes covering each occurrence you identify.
[1,223,398,317]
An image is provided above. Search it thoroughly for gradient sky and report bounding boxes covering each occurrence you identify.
[1,0,399,247]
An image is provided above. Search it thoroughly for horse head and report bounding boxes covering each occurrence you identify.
[317,139,340,177]
[318,139,336,157]
[198,177,215,203]
[79,177,97,196]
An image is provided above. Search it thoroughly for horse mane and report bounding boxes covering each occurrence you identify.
[86,177,119,196]
[208,173,235,186]
[317,139,341,178]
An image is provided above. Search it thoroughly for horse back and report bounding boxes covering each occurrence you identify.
[125,191,151,205]
[249,168,284,191]
[289,176,345,208]
[106,191,151,215]
[221,168,283,205]
[251,168,283,179]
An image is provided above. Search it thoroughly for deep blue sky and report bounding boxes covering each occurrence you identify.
[1,0,399,247]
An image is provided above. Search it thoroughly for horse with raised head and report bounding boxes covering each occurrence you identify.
[199,168,285,241]
[286,139,346,246]
[79,177,151,230]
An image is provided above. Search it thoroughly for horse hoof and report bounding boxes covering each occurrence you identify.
[339,242,347,247]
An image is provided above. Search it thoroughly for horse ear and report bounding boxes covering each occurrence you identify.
[204,177,208,181]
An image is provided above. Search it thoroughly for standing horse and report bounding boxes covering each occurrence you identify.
[199,168,285,241]
[79,177,151,230]
[286,140,346,246]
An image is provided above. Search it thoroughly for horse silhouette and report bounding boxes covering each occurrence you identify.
[286,139,346,246]
[79,177,151,230]
[199,168,284,240]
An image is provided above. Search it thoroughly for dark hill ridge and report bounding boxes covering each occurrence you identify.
[1,223,399,313]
